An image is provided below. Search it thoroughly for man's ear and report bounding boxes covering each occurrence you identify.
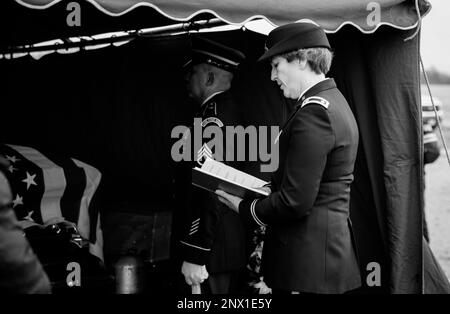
[205,71,215,87]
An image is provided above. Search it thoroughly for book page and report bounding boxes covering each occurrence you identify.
[199,158,268,189]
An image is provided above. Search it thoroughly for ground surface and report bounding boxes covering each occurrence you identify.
[422,84,450,281]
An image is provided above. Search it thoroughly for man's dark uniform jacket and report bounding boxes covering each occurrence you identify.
[239,79,362,293]
[174,90,247,275]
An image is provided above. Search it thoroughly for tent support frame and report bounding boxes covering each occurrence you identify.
[2,18,226,56]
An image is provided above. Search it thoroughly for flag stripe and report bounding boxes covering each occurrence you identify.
[72,158,102,243]
[10,144,65,223]
[40,151,86,224]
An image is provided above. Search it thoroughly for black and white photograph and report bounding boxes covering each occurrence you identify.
[1,0,449,303]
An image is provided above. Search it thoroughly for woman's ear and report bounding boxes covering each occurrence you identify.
[298,59,307,70]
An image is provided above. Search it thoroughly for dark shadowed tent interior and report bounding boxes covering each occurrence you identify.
[1,0,449,294]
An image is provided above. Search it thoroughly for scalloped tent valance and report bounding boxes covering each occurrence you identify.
[1,0,430,52]
[16,0,429,33]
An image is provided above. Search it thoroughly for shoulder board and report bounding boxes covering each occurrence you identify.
[301,96,329,109]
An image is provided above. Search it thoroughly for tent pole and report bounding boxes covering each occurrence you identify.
[137,18,226,37]
[1,18,227,56]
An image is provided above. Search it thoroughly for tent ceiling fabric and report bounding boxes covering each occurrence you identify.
[17,0,430,33]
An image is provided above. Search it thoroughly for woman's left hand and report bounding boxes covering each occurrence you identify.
[215,190,243,213]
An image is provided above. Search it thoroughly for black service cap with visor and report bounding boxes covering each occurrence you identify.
[258,22,331,62]
[183,37,245,73]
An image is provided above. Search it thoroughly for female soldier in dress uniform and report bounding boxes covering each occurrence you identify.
[216,23,362,294]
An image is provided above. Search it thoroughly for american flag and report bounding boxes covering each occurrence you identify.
[0,143,103,259]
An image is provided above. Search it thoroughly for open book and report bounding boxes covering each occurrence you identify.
[192,158,269,199]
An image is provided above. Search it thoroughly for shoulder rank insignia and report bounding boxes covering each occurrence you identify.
[301,96,330,109]
[197,143,213,165]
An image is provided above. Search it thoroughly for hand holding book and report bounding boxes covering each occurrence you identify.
[216,186,272,213]
[215,189,242,213]
[254,186,272,195]
[192,158,269,199]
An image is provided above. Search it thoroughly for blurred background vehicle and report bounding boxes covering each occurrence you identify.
[422,94,444,128]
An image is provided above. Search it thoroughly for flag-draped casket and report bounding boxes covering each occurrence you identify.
[0,144,103,260]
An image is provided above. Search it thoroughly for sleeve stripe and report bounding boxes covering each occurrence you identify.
[250,199,267,227]
[180,240,211,251]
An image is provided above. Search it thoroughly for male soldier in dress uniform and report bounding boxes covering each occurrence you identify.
[175,37,247,294]
[217,23,362,294]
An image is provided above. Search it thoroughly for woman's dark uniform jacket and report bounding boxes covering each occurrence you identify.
[239,78,361,293]
[174,91,247,275]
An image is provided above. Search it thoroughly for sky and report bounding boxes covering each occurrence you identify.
[421,0,450,74]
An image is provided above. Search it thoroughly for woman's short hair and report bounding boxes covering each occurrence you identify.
[281,48,333,75]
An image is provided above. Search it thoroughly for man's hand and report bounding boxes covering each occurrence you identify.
[215,190,243,213]
[181,261,209,286]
